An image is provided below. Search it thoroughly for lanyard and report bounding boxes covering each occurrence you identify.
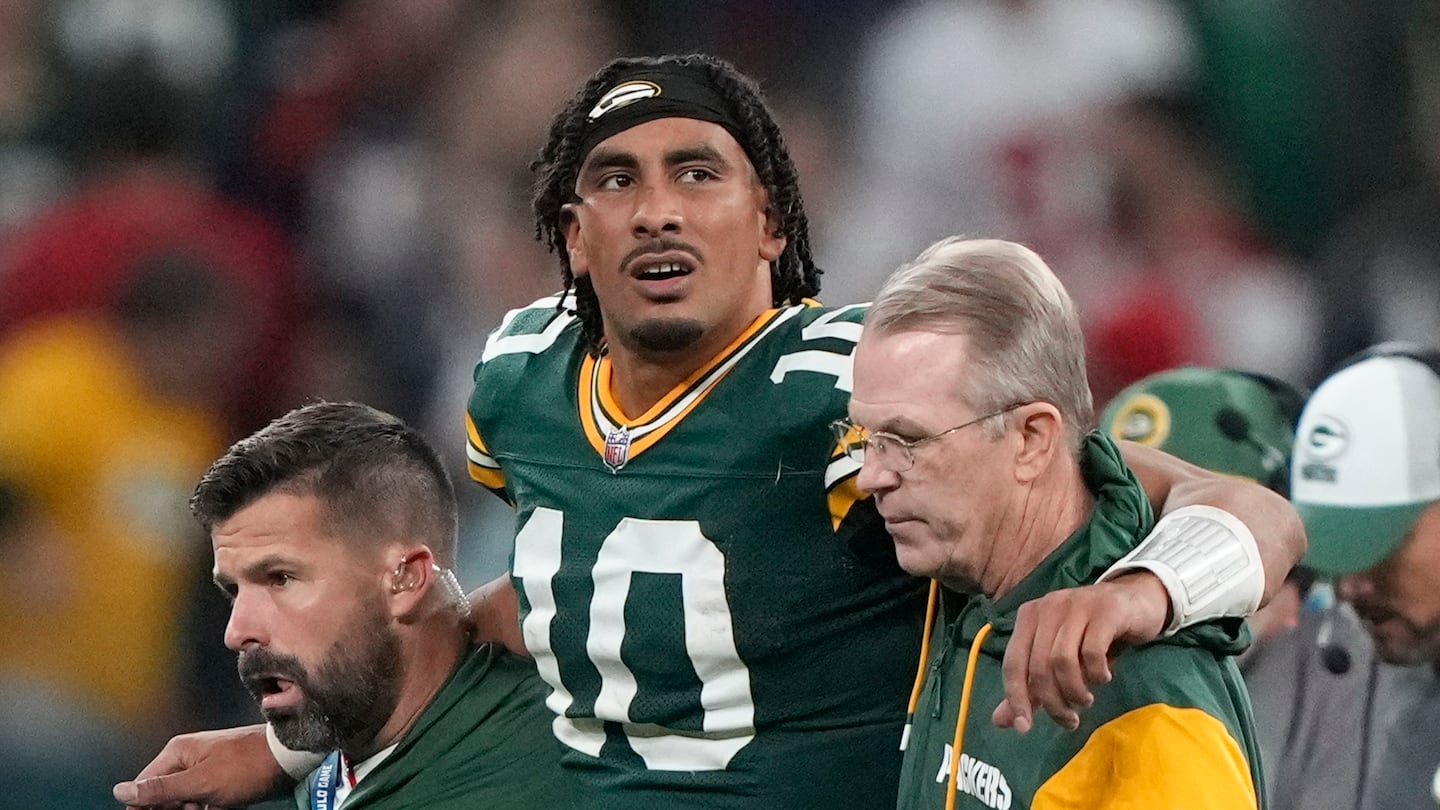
[309,752,343,810]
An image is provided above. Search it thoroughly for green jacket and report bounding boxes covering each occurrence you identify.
[293,644,576,809]
[898,433,1265,810]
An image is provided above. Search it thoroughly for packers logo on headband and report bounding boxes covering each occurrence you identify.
[589,81,662,121]
[1109,394,1171,447]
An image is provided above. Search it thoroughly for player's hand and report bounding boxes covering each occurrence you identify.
[112,724,293,809]
[994,572,1169,732]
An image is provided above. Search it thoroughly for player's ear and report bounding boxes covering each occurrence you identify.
[756,188,785,263]
[561,203,590,277]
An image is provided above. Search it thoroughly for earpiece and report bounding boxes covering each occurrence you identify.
[390,558,471,617]
[391,560,418,594]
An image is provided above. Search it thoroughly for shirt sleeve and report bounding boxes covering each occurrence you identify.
[464,410,511,505]
[1032,704,1259,809]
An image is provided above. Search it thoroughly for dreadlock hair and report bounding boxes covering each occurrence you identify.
[531,54,822,354]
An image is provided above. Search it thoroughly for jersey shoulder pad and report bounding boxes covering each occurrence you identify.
[469,293,580,458]
[803,300,868,326]
[776,301,868,354]
[478,292,581,364]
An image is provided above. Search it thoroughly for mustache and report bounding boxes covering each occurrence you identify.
[620,237,703,273]
[237,647,309,695]
[1351,600,1400,626]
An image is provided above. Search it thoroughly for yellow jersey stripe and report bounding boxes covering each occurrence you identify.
[825,451,868,530]
[466,460,508,492]
[578,307,797,461]
[464,412,508,493]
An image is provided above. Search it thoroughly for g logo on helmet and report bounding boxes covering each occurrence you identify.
[1109,394,1171,447]
[1305,416,1349,461]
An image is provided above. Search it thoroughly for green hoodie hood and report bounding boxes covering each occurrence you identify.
[960,432,1249,660]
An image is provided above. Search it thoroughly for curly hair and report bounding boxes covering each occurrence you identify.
[531,54,822,354]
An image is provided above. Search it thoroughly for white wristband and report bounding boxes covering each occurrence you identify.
[1099,505,1264,637]
[266,723,326,781]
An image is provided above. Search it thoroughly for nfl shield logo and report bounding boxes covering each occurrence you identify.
[603,426,632,472]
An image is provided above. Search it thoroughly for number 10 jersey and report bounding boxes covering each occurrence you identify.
[467,298,925,808]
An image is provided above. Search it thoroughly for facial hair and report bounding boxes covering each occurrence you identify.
[237,602,403,754]
[1366,609,1440,667]
[629,319,705,353]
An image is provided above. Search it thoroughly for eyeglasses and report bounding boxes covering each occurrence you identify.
[830,403,1027,473]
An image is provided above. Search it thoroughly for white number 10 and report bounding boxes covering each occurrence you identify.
[513,507,756,771]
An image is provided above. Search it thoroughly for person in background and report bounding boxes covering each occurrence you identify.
[0,251,248,746]
[1292,344,1440,810]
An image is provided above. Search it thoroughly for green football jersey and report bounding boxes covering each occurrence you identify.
[467,297,925,808]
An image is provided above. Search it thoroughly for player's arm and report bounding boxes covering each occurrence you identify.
[1030,705,1259,809]
[112,725,298,809]
[996,441,1303,732]
[1119,439,1303,608]
[468,574,528,656]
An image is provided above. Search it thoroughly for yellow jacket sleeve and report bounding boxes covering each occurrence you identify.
[1033,705,1258,809]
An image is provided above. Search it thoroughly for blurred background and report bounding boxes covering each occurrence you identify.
[0,0,1434,805]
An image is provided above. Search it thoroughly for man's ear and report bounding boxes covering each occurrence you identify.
[561,203,589,276]
[758,194,786,263]
[387,546,438,621]
[1012,402,1064,484]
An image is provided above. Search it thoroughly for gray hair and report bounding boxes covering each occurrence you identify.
[865,237,1094,450]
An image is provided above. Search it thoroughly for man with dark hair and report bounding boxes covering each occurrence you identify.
[120,402,571,809]
[528,54,822,357]
[118,54,1302,809]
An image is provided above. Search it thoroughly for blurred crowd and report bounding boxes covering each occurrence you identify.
[0,0,1434,806]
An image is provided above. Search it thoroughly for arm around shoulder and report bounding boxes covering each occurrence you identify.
[112,724,300,809]
[1116,440,1305,621]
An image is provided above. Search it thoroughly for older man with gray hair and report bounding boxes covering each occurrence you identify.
[843,237,1269,809]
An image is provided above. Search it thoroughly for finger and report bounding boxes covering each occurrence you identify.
[1001,602,1039,733]
[1079,611,1119,688]
[113,780,146,807]
[992,697,1017,729]
[1022,602,1065,721]
[1045,612,1094,712]
[120,769,209,807]
[1029,624,1081,728]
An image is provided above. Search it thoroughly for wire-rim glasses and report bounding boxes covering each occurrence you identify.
[830,402,1027,472]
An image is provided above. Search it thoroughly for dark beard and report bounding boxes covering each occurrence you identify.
[628,318,704,353]
[237,608,403,754]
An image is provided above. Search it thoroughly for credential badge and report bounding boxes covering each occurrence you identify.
[604,425,632,473]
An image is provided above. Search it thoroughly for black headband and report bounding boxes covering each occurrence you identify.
[576,63,754,169]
